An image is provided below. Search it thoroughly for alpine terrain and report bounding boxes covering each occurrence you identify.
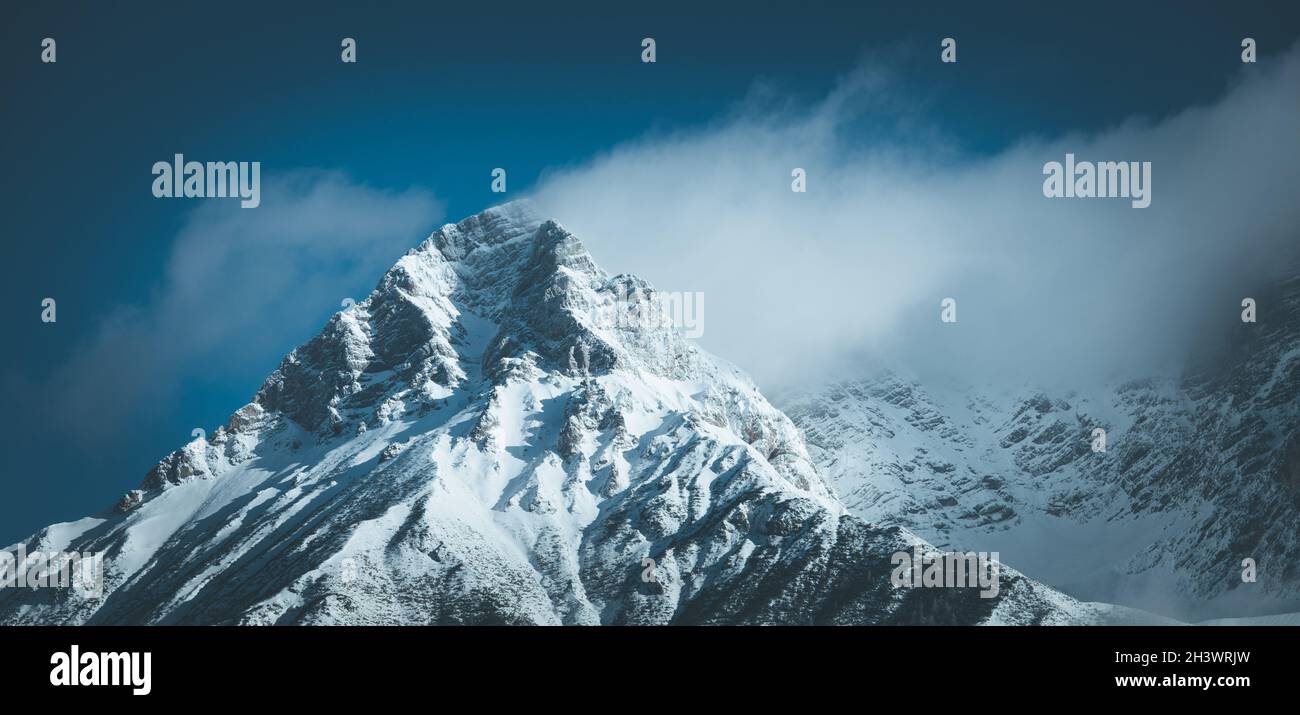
[785,270,1300,621]
[1,203,1146,625]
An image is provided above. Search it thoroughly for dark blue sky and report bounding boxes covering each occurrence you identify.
[2,1,1297,543]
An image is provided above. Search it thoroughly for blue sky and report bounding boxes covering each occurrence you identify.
[2,1,1298,543]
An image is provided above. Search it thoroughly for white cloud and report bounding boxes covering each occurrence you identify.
[532,46,1300,391]
[42,171,443,439]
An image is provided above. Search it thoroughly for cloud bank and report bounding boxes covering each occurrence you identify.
[531,47,1300,392]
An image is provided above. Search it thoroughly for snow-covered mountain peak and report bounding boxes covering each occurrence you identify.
[1,205,1138,625]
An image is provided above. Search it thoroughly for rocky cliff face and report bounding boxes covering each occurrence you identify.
[785,272,1300,621]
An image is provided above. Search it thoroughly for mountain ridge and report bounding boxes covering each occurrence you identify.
[785,267,1300,621]
[0,203,1144,625]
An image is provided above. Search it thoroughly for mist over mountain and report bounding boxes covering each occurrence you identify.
[785,265,1300,622]
[531,43,1300,395]
[5,43,1297,628]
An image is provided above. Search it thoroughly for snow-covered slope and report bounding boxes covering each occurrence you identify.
[785,270,1300,621]
[0,203,1136,625]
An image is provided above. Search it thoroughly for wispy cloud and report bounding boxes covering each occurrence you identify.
[38,171,443,441]
[532,46,1300,391]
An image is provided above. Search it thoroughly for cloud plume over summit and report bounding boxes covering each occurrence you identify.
[532,46,1300,391]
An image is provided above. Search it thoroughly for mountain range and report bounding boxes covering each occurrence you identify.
[6,203,1287,625]
[785,271,1300,621]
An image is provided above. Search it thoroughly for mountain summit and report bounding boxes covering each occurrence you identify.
[1,203,1140,625]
